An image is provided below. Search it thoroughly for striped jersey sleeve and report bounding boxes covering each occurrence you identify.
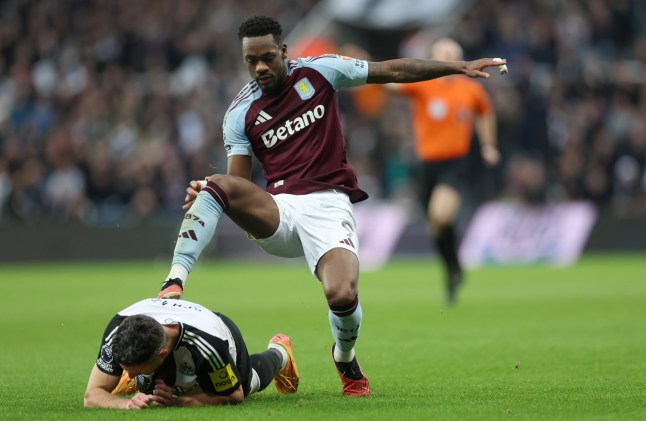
[95,315,127,376]
[223,80,262,157]
[296,54,369,90]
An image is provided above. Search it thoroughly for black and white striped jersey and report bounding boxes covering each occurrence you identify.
[95,298,246,396]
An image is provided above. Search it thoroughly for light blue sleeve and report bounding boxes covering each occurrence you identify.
[223,102,253,157]
[299,55,369,90]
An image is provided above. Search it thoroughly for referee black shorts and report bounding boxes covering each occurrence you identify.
[416,155,469,207]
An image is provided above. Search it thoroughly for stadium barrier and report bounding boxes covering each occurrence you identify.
[0,203,643,263]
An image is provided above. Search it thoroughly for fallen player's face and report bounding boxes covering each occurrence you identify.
[242,34,287,94]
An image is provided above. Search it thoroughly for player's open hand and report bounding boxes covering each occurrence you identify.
[464,58,507,79]
[182,178,208,210]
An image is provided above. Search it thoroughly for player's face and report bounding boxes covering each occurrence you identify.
[242,34,288,94]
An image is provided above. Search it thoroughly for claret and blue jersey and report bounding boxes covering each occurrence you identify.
[223,55,370,203]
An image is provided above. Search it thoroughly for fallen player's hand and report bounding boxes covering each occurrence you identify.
[126,392,155,409]
[182,178,207,210]
[149,379,175,407]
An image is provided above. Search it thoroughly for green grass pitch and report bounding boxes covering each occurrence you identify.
[1,253,645,420]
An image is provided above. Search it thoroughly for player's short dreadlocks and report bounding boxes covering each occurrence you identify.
[238,16,283,44]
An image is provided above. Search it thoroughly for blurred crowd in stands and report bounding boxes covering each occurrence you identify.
[0,0,644,227]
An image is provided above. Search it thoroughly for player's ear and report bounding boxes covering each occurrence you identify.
[281,44,288,59]
[159,347,171,359]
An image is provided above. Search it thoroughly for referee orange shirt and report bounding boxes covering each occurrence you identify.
[396,76,493,161]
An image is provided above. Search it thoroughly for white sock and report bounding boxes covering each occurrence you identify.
[248,369,261,395]
[267,343,288,369]
[167,264,189,284]
[334,346,355,363]
[329,302,362,362]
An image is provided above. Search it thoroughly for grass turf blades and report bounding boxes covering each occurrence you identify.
[1,253,644,420]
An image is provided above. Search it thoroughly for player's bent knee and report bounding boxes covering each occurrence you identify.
[206,174,256,197]
[206,174,227,185]
[324,285,358,307]
[205,174,238,196]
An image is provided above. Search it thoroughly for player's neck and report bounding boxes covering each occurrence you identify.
[162,324,181,350]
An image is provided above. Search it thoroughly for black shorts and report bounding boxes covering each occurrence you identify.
[416,156,469,207]
[215,312,252,396]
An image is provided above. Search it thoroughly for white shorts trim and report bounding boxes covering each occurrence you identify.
[249,190,359,276]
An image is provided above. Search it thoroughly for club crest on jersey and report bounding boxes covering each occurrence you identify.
[294,77,315,100]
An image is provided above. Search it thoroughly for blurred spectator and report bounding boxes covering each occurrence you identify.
[1,0,645,226]
[375,0,646,215]
[0,0,319,225]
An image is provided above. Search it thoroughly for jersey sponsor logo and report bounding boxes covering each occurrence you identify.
[254,110,273,125]
[209,363,239,392]
[293,77,315,100]
[261,105,326,148]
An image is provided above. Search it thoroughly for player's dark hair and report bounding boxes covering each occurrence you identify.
[238,16,283,44]
[112,315,165,366]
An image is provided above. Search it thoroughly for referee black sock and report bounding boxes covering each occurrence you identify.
[435,225,461,274]
[250,349,282,391]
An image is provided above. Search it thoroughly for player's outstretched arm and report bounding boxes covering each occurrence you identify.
[366,58,507,84]
[84,365,136,409]
[174,385,244,407]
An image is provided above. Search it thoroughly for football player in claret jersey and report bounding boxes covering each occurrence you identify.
[84,298,298,409]
[157,15,505,397]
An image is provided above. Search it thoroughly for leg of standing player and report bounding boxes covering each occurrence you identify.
[160,173,280,296]
[163,179,369,397]
[317,248,370,396]
[428,183,463,304]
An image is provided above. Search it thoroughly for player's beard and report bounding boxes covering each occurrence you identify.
[259,76,284,95]
[256,74,275,92]
[258,66,287,95]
